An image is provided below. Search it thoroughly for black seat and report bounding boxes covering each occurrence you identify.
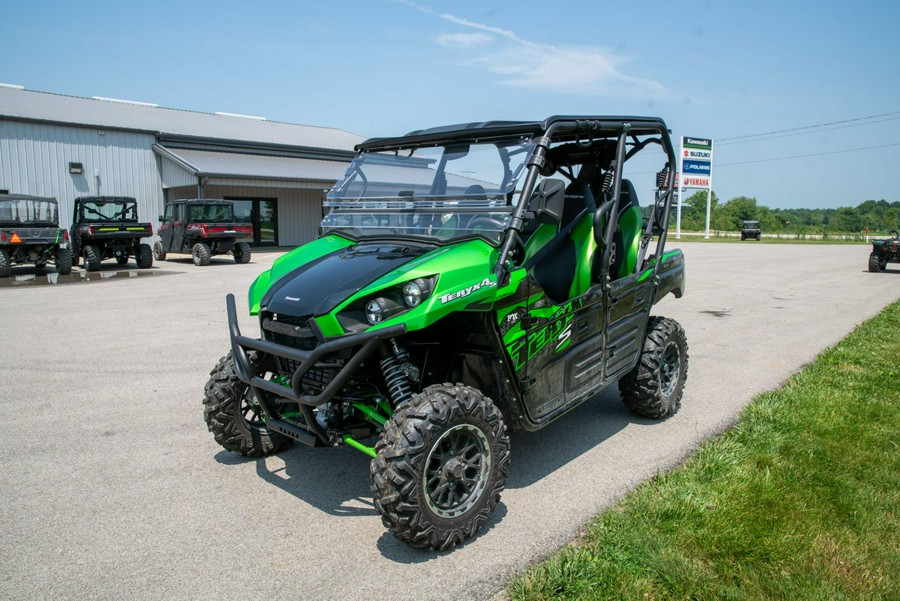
[605,179,642,280]
[530,181,595,303]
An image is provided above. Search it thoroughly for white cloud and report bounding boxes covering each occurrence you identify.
[436,32,493,49]
[399,1,669,99]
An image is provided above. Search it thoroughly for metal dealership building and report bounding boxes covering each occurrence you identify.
[0,84,365,247]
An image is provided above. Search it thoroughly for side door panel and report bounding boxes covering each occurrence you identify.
[158,205,174,251]
[603,272,654,380]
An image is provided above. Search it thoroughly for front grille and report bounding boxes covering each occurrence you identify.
[261,313,328,386]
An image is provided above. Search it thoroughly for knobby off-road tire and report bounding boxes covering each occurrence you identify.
[0,249,10,277]
[203,351,292,457]
[55,247,72,275]
[192,242,211,266]
[83,245,102,272]
[233,241,251,264]
[620,316,689,419]
[153,240,166,261]
[868,252,884,272]
[137,243,153,268]
[371,384,510,551]
[71,232,81,266]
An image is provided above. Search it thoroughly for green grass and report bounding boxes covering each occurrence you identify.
[509,301,900,600]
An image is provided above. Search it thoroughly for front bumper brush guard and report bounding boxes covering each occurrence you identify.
[226,294,407,445]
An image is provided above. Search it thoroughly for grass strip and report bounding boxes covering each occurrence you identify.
[509,300,900,600]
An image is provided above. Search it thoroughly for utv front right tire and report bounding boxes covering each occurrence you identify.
[153,241,166,261]
[371,384,510,551]
[192,242,211,266]
[203,352,292,457]
[620,316,689,419]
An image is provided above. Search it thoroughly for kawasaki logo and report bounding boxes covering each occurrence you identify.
[439,277,496,304]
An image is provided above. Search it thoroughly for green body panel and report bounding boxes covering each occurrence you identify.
[569,215,597,298]
[248,235,355,315]
[523,224,556,263]
[617,205,642,279]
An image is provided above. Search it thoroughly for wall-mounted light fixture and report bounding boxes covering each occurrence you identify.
[69,162,84,174]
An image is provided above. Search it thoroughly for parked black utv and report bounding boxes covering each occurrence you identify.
[868,230,899,272]
[154,200,252,266]
[0,194,72,277]
[70,196,153,271]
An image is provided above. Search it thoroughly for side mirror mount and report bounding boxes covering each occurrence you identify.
[530,178,566,225]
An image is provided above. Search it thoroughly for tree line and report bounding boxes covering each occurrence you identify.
[672,192,899,236]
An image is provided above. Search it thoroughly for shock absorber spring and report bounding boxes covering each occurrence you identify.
[381,354,413,407]
[601,168,615,196]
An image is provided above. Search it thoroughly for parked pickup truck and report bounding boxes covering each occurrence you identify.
[70,196,153,271]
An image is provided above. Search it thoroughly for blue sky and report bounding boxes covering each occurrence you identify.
[2,0,899,209]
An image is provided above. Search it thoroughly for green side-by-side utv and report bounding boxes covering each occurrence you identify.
[204,116,689,550]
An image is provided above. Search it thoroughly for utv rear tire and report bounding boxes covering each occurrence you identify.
[83,245,102,271]
[192,242,211,266]
[153,241,166,261]
[203,352,293,457]
[137,243,153,268]
[233,241,251,264]
[371,384,510,551]
[868,252,883,272]
[0,249,10,277]
[620,317,688,419]
[56,248,72,275]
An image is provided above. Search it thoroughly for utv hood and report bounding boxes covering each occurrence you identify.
[261,243,428,316]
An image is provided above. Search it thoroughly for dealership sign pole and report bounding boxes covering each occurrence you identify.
[677,136,714,239]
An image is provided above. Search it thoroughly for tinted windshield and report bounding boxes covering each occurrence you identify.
[322,136,534,245]
[0,199,58,225]
[189,204,234,222]
[80,200,137,222]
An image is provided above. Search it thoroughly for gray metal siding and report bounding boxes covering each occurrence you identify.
[0,120,163,228]
[203,184,324,246]
[159,154,197,189]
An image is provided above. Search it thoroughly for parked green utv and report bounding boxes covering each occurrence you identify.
[204,116,688,550]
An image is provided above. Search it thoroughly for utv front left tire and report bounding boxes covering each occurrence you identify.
[371,384,510,551]
[203,352,293,457]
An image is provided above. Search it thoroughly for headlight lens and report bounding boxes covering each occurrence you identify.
[402,280,423,307]
[365,299,384,325]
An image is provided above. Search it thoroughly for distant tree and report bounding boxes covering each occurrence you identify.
[884,208,898,231]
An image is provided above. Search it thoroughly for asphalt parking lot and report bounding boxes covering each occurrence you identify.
[1,243,897,600]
